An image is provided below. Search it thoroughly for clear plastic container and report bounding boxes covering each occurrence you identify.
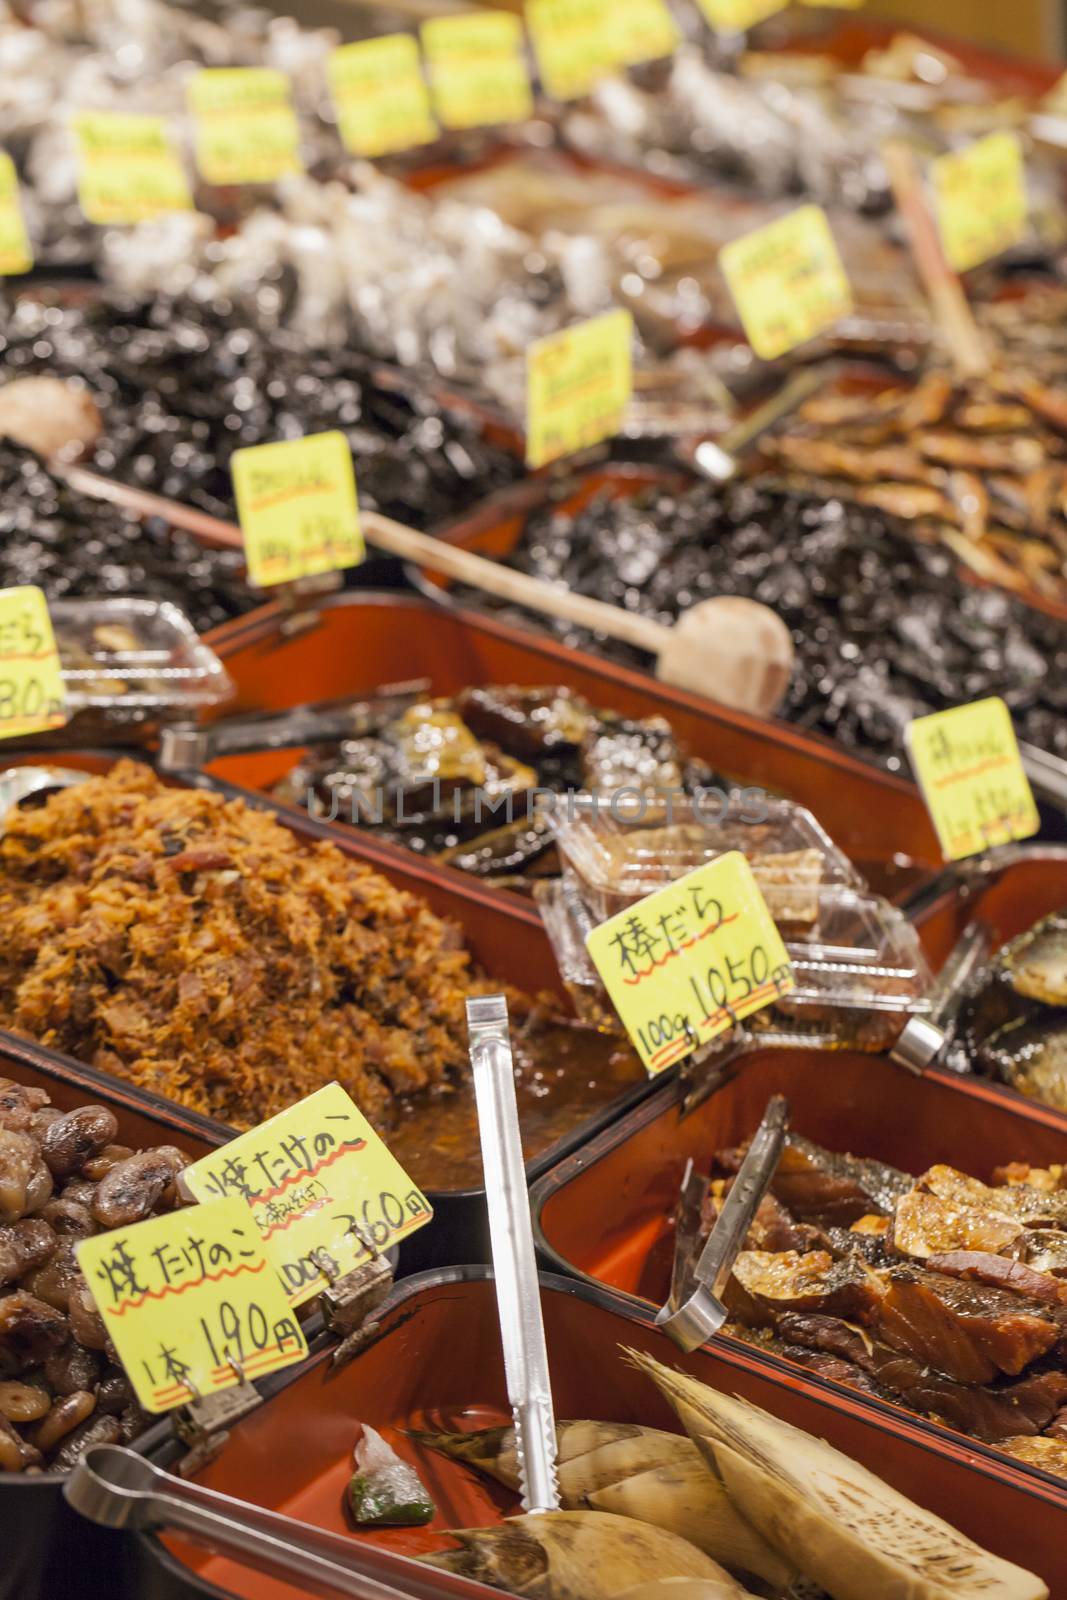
[537,871,932,1055]
[548,793,861,924]
[50,598,234,719]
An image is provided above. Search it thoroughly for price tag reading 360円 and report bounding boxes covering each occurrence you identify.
[586,852,794,1076]
[77,1197,307,1413]
[232,431,364,589]
[719,204,852,361]
[930,131,1028,275]
[182,1083,433,1306]
[906,696,1039,862]
[526,308,632,469]
[0,586,66,741]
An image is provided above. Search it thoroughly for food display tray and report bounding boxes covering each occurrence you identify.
[0,750,654,1274]
[125,1267,1067,1600]
[202,589,942,905]
[0,1037,221,1600]
[530,1045,1067,1487]
[912,844,1067,972]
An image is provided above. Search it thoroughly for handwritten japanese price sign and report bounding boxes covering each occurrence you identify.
[422,12,533,130]
[586,851,794,1076]
[527,0,612,102]
[0,153,32,275]
[930,132,1028,275]
[231,431,364,589]
[906,697,1039,862]
[76,1197,307,1413]
[719,204,852,361]
[188,68,302,186]
[72,112,192,225]
[610,0,680,67]
[327,36,437,158]
[526,308,632,469]
[697,0,785,33]
[182,1084,433,1306]
[0,587,66,741]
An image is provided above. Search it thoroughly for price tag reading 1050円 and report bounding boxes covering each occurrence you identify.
[76,1197,307,1413]
[231,431,364,588]
[906,696,1039,862]
[585,851,794,1076]
[182,1083,433,1306]
[0,586,66,741]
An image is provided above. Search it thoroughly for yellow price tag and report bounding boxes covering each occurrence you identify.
[719,203,852,361]
[610,0,680,66]
[327,36,437,158]
[697,0,785,31]
[526,308,632,469]
[906,697,1039,862]
[422,12,533,130]
[76,1197,307,1413]
[527,0,612,102]
[72,112,192,226]
[231,431,364,590]
[586,852,794,1076]
[188,68,302,186]
[182,1084,433,1307]
[930,131,1028,275]
[0,587,66,741]
[0,153,32,275]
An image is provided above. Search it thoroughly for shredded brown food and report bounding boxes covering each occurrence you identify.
[0,763,503,1129]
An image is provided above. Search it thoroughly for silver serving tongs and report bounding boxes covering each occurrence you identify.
[1019,740,1067,815]
[688,368,826,483]
[889,919,991,1075]
[64,1444,494,1600]
[656,1094,789,1353]
[465,994,560,1515]
[157,680,431,774]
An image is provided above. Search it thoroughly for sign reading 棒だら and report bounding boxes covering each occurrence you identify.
[585,852,794,1076]
[76,1197,306,1413]
[181,1084,433,1306]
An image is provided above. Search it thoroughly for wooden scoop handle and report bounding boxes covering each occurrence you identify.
[363,510,669,656]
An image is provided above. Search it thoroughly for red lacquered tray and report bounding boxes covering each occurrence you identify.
[202,589,941,905]
[130,1270,1067,1600]
[531,1045,1067,1491]
[912,844,1067,970]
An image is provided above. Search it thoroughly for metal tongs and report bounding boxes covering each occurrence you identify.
[466,994,560,1515]
[889,919,992,1075]
[64,1444,495,1600]
[157,681,430,774]
[688,368,826,483]
[656,1094,789,1353]
[1020,741,1067,816]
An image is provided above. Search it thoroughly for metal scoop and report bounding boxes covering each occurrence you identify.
[0,765,90,824]
[656,1094,789,1353]
[64,1444,494,1600]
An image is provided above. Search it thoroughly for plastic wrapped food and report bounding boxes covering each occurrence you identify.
[347,1425,435,1526]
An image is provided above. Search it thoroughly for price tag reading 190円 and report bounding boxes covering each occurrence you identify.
[719,204,852,362]
[182,1083,433,1306]
[526,308,633,469]
[76,1197,307,1413]
[906,697,1040,863]
[188,68,302,187]
[930,131,1028,275]
[0,153,32,275]
[527,0,612,102]
[231,431,364,589]
[327,35,437,158]
[586,851,794,1077]
[421,12,533,130]
[71,112,192,225]
[0,586,66,741]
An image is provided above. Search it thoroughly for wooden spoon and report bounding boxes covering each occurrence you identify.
[362,510,794,718]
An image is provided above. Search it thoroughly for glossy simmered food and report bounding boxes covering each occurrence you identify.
[275,685,724,893]
[0,1079,183,1473]
[0,292,522,529]
[688,1131,1067,1473]
[957,910,1067,1110]
[461,482,1067,764]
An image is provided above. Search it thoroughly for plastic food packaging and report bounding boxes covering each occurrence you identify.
[52,598,234,723]
[548,793,860,923]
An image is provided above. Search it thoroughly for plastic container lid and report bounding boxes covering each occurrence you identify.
[50,598,234,716]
